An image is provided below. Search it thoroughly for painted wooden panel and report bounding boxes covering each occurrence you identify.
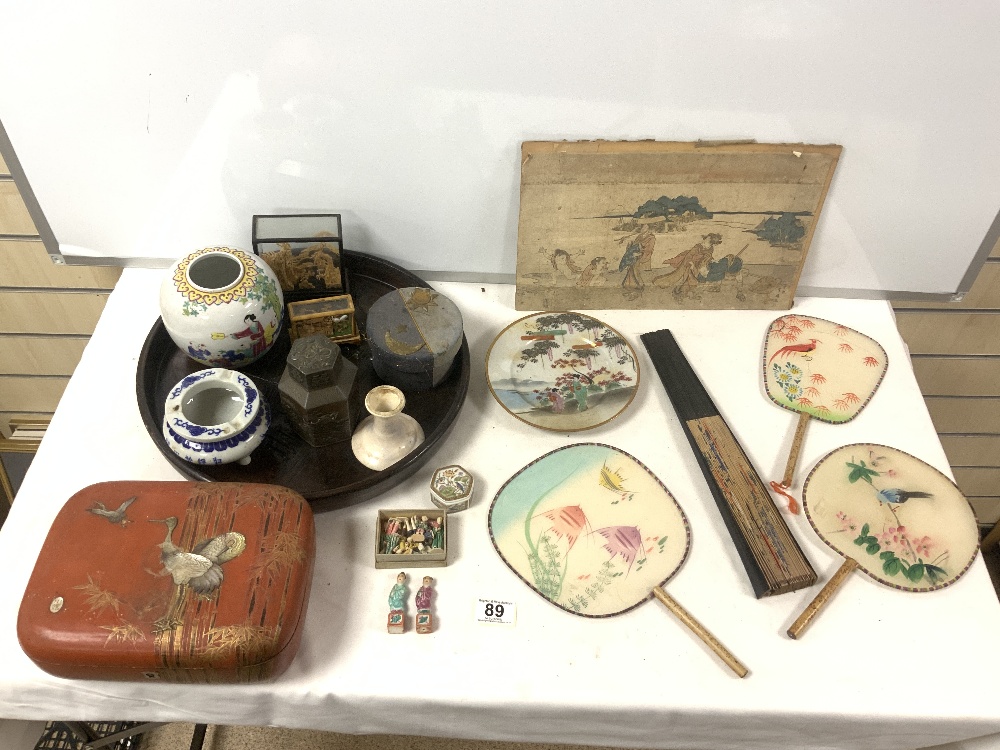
[0,337,89,376]
[0,181,36,236]
[0,291,109,334]
[894,312,1000,355]
[893,262,1000,311]
[940,435,1000,468]
[911,357,1000,397]
[969,497,1000,525]
[925,397,1000,434]
[0,376,68,412]
[0,241,121,289]
[953,467,1000,498]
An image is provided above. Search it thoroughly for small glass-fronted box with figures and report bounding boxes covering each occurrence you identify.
[287,294,361,345]
[375,509,447,568]
[251,213,347,301]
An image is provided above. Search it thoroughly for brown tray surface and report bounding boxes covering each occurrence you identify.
[137,250,470,513]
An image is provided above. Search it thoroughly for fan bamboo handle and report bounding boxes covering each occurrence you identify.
[787,557,859,639]
[652,586,749,678]
[782,411,812,487]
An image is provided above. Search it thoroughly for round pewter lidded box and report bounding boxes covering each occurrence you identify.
[366,287,463,392]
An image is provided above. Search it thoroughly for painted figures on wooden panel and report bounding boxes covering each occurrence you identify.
[515,141,841,311]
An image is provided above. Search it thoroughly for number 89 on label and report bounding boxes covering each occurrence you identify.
[476,598,516,625]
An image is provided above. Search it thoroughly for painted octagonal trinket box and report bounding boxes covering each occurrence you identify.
[430,465,474,512]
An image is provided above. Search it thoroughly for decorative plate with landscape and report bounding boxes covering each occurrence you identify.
[486,312,639,432]
[489,444,690,617]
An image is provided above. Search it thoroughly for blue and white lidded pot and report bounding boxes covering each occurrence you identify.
[161,368,270,466]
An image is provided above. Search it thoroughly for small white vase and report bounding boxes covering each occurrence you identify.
[351,385,425,471]
[162,368,270,466]
[159,246,284,368]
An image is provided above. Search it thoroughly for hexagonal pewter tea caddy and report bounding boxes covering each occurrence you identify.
[278,334,360,447]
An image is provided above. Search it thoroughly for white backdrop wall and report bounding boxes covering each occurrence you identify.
[0,1,998,297]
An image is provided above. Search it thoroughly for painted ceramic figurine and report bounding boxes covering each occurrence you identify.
[387,572,407,634]
[415,576,434,634]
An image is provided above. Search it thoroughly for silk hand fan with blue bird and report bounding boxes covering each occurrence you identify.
[787,443,979,638]
[803,443,978,592]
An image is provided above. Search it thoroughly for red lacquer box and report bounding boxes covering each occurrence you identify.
[17,481,315,683]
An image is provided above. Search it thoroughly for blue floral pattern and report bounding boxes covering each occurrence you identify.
[170,369,216,399]
[164,402,270,464]
[162,367,269,465]
[237,375,258,419]
[170,418,224,437]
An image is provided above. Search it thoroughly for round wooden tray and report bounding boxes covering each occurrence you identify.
[136,250,471,513]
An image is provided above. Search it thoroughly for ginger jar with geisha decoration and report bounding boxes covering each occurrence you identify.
[159,246,284,368]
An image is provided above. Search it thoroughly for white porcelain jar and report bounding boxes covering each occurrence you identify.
[159,246,284,367]
[162,368,270,465]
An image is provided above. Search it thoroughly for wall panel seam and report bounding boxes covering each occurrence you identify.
[938,435,1000,439]
[910,354,1000,359]
[0,374,73,380]
[894,310,1000,316]
[0,332,90,340]
[0,286,118,294]
[925,395,1000,400]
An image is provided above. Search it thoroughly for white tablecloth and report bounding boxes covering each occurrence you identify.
[1,269,999,750]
